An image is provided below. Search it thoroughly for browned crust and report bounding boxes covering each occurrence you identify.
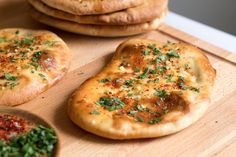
[67,39,216,139]
[0,28,71,106]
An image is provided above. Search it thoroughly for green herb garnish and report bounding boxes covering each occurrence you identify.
[149,117,162,124]
[128,109,137,116]
[153,48,161,55]
[96,97,125,111]
[167,51,180,58]
[22,38,34,45]
[134,68,140,73]
[136,117,144,122]
[156,66,166,75]
[43,41,57,47]
[0,125,57,157]
[3,73,17,81]
[143,49,150,56]
[189,87,200,93]
[148,44,156,50]
[32,51,46,62]
[136,105,146,112]
[137,68,149,79]
[29,63,41,71]
[165,74,174,83]
[155,89,170,99]
[9,82,19,89]
[99,78,111,83]
[9,57,18,63]
[162,106,169,114]
[125,79,134,86]
[153,78,159,83]
[38,73,46,80]
[158,54,168,61]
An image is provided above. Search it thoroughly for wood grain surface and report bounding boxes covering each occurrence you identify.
[0,0,236,157]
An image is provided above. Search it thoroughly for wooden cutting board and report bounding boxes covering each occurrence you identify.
[1,1,236,157]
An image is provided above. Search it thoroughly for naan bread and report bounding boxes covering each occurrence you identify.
[30,8,167,37]
[28,0,168,25]
[0,28,70,106]
[68,39,216,139]
[41,0,144,15]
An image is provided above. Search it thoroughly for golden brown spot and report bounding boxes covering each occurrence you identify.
[40,53,56,70]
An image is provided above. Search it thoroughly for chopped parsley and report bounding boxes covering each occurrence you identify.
[128,109,137,116]
[29,63,41,71]
[165,74,174,83]
[156,66,166,75]
[137,68,149,79]
[167,51,180,58]
[38,73,46,80]
[153,78,159,83]
[158,54,168,61]
[20,51,29,60]
[32,51,46,62]
[143,49,150,56]
[9,82,19,89]
[96,97,125,111]
[9,57,18,63]
[136,117,144,122]
[148,44,156,50]
[136,105,145,111]
[162,106,169,114]
[22,38,34,45]
[155,101,161,106]
[189,87,200,93]
[153,48,161,55]
[99,78,111,83]
[149,117,162,124]
[124,79,134,86]
[134,68,140,73]
[155,89,170,99]
[177,76,200,93]
[43,41,57,47]
[148,44,161,55]
[3,73,17,81]
[127,92,133,97]
[0,125,57,157]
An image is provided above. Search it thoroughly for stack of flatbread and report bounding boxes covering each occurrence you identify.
[28,0,168,37]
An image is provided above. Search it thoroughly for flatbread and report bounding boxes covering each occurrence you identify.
[41,0,144,15]
[28,0,168,25]
[0,28,70,106]
[30,8,167,37]
[68,39,216,139]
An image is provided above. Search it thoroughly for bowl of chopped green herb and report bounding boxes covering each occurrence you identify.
[0,107,60,157]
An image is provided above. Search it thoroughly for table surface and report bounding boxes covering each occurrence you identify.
[166,12,236,54]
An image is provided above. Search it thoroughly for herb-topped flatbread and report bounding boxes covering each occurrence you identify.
[0,28,70,106]
[68,39,216,139]
[0,113,58,157]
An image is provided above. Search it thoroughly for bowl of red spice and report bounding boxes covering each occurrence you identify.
[0,107,60,157]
